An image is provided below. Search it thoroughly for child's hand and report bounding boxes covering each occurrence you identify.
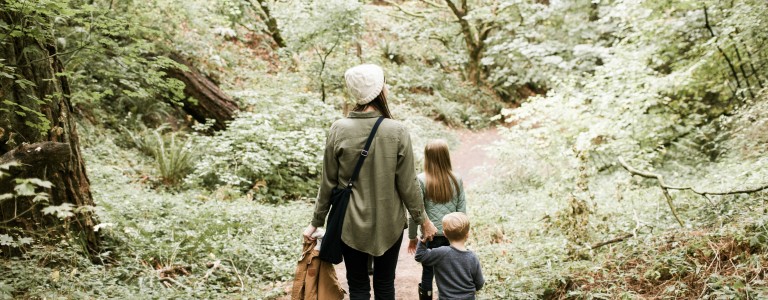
[407,239,417,254]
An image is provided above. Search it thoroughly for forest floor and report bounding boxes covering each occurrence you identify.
[280,127,500,299]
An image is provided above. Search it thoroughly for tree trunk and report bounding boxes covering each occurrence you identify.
[467,46,483,85]
[165,53,240,131]
[254,0,287,48]
[445,0,486,85]
[0,11,100,255]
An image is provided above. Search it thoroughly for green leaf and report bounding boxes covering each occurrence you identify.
[0,161,21,170]
[32,194,49,203]
[14,79,35,89]
[13,182,36,196]
[0,234,13,246]
[28,178,53,188]
[41,203,75,219]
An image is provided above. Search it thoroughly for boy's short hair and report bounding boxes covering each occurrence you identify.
[442,212,470,241]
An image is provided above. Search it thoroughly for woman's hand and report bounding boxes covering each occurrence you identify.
[421,219,437,242]
[407,239,417,255]
[303,224,317,242]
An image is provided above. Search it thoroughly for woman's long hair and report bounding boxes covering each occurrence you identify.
[424,140,459,204]
[352,88,393,119]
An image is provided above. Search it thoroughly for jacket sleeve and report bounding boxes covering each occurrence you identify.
[396,126,426,225]
[473,255,485,291]
[311,123,339,228]
[408,177,427,239]
[408,217,418,239]
[457,177,466,213]
[414,239,441,266]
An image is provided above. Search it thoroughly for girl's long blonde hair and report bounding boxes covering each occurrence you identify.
[424,140,459,204]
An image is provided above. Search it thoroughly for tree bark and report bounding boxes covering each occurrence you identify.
[0,10,100,255]
[165,53,240,131]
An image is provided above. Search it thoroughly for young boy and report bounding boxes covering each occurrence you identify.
[415,212,484,300]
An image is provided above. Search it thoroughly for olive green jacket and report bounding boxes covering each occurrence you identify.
[311,111,426,256]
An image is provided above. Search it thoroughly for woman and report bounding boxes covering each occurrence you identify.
[303,64,437,300]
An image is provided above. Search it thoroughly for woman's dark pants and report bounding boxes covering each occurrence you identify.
[342,233,403,300]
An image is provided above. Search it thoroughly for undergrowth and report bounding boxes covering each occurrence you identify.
[469,173,768,299]
[565,210,768,298]
[0,129,312,299]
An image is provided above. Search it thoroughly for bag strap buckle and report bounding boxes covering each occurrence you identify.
[361,150,369,157]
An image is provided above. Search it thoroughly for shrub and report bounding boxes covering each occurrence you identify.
[187,91,339,203]
[0,133,314,299]
[125,125,198,186]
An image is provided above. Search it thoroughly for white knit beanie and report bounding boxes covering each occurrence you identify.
[344,64,385,105]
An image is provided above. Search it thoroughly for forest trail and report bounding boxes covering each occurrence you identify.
[281,128,500,300]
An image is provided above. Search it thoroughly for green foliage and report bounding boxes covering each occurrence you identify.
[0,162,81,253]
[0,0,77,135]
[126,125,198,186]
[563,213,768,298]
[385,64,500,129]
[58,1,187,124]
[280,0,364,102]
[5,0,768,298]
[0,131,312,299]
[187,91,339,202]
[482,0,612,100]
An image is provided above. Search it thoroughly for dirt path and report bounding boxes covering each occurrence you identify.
[281,128,500,299]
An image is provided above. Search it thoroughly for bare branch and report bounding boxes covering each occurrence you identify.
[704,5,744,98]
[0,203,40,224]
[619,157,768,227]
[253,0,286,48]
[383,0,429,18]
[590,233,634,250]
[619,157,768,196]
[227,259,245,291]
[618,157,685,227]
[159,276,189,289]
[420,0,447,8]
[444,0,464,19]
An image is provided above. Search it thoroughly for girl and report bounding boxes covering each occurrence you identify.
[408,139,466,300]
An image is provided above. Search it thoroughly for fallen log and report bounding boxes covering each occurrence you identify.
[0,142,71,169]
[165,53,239,131]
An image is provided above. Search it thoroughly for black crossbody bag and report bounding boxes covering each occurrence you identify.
[318,116,385,264]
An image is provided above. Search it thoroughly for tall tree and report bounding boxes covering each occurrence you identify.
[443,0,495,85]
[384,0,496,84]
[222,0,287,48]
[0,0,100,254]
[253,0,286,48]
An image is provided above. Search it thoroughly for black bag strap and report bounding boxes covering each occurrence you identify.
[347,116,385,188]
